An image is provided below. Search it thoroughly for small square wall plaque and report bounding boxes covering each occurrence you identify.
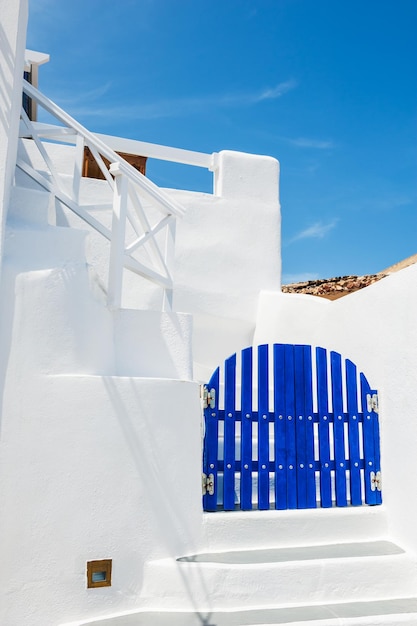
[87,559,112,588]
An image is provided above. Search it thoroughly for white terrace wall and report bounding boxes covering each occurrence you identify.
[254,263,417,556]
[171,150,280,382]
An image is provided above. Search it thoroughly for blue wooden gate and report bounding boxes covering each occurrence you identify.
[202,344,382,511]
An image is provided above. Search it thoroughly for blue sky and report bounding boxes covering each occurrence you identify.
[26,0,416,282]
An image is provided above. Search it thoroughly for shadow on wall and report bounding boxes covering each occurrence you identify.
[102,376,215,624]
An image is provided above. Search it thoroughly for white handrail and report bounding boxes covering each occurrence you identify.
[22,80,185,218]
[23,121,218,171]
[18,80,187,310]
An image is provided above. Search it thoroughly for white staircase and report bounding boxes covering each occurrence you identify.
[133,508,417,625]
[69,507,417,626]
[74,506,414,626]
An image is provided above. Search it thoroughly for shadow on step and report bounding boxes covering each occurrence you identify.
[77,597,417,625]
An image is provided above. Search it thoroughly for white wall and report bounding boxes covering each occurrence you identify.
[170,177,280,381]
[0,372,202,626]
[0,0,28,266]
[254,264,417,554]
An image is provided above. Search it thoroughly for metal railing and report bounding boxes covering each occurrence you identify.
[18,79,196,310]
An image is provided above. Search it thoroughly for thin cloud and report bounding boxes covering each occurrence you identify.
[289,219,338,244]
[254,80,298,102]
[288,137,335,149]
[55,82,113,107]
[65,80,297,121]
[361,193,415,212]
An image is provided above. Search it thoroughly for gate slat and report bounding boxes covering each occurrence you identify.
[331,351,348,507]
[285,345,297,509]
[240,347,253,510]
[345,359,362,505]
[316,347,332,507]
[294,346,307,508]
[371,388,382,505]
[273,344,287,510]
[360,373,377,505]
[303,346,316,508]
[203,367,220,512]
[258,344,270,510]
[223,354,237,510]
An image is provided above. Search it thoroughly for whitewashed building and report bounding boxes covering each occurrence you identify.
[1,2,417,625]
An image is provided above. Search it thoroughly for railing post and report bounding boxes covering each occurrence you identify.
[162,217,176,311]
[72,134,84,203]
[108,162,128,309]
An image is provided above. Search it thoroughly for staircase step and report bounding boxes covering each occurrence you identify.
[202,506,389,552]
[141,541,417,610]
[178,540,403,564]
[8,185,51,226]
[4,223,88,271]
[68,598,417,625]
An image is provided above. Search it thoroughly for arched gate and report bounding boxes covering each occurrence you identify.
[202,344,382,511]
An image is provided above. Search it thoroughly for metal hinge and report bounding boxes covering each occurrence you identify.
[202,473,215,496]
[370,470,382,492]
[201,385,216,409]
[366,393,379,414]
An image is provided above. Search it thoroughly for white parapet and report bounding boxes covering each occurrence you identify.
[214,149,280,203]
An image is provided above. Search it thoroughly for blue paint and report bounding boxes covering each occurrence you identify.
[223,354,237,510]
[203,367,219,512]
[284,345,297,509]
[331,351,348,507]
[273,344,287,510]
[316,347,332,508]
[294,345,307,509]
[346,359,362,506]
[240,347,253,510]
[203,344,382,512]
[303,346,316,508]
[360,373,380,505]
[258,345,270,510]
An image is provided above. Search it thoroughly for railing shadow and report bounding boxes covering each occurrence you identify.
[102,375,215,625]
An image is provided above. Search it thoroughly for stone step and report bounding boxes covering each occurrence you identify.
[4,223,87,272]
[201,505,389,552]
[63,597,417,625]
[178,540,403,564]
[7,185,51,226]
[141,541,417,611]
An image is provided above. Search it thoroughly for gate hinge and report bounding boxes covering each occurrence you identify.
[370,470,382,492]
[366,393,379,414]
[201,385,216,409]
[202,472,214,496]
